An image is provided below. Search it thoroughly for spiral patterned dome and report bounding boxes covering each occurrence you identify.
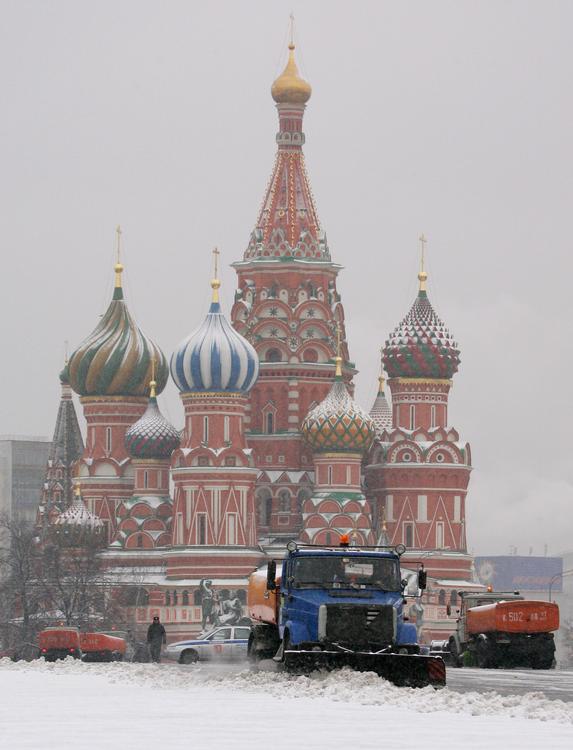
[382,290,460,379]
[125,392,180,459]
[68,270,168,397]
[302,375,376,454]
[171,283,259,394]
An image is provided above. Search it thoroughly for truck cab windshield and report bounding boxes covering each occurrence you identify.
[292,555,400,591]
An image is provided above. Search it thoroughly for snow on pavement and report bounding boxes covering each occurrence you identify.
[1,658,572,750]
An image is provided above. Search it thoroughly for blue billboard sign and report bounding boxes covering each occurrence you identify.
[474,556,563,593]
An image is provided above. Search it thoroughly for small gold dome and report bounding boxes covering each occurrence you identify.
[271,43,312,104]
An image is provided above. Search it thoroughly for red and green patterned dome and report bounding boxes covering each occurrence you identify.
[383,290,460,379]
[302,372,376,454]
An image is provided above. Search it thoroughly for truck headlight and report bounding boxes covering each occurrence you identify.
[318,605,327,640]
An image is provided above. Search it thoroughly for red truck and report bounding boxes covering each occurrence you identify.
[448,591,559,669]
[38,627,82,661]
[38,627,126,662]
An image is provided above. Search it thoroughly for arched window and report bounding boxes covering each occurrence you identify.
[193,589,203,605]
[172,590,178,605]
[302,348,318,363]
[404,522,414,548]
[327,466,333,485]
[165,591,171,606]
[278,490,290,513]
[449,590,457,606]
[137,533,143,548]
[438,589,446,605]
[198,515,207,545]
[266,412,274,434]
[106,427,112,453]
[182,590,189,606]
[203,416,209,444]
[143,470,149,489]
[224,415,230,443]
[256,488,272,526]
[266,348,282,362]
[297,488,311,513]
[410,405,416,430]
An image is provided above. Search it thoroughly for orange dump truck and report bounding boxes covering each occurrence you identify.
[80,632,126,662]
[448,592,559,669]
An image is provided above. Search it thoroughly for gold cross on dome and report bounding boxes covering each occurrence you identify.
[116,225,122,263]
[419,233,427,273]
[212,247,220,279]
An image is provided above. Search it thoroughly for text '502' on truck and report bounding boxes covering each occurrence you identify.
[448,591,559,669]
[247,538,446,688]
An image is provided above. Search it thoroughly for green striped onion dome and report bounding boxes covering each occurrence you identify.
[302,377,376,454]
[68,285,168,397]
[382,290,460,379]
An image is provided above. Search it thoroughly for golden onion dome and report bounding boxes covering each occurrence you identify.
[271,43,312,105]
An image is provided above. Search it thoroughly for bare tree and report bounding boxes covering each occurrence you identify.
[0,514,44,656]
[38,540,119,630]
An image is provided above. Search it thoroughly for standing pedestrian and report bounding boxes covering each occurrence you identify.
[147,615,167,663]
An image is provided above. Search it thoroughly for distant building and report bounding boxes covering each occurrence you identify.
[0,436,51,525]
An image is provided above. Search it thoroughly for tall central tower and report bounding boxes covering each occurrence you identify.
[231,38,352,545]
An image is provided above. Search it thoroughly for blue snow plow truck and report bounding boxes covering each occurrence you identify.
[247,539,446,688]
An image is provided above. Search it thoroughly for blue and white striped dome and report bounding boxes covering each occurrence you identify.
[171,296,259,394]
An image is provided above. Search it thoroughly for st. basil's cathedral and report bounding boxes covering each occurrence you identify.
[37,38,474,643]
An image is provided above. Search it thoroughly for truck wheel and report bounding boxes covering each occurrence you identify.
[476,640,491,669]
[250,623,280,661]
[530,650,555,670]
[180,650,198,665]
[448,638,462,668]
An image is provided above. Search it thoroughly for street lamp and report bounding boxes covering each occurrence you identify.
[547,568,573,601]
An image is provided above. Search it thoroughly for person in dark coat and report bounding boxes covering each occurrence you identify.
[147,616,167,663]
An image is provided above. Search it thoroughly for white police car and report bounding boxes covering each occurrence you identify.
[165,625,251,664]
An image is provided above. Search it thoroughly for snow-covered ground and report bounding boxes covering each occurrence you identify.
[1,658,573,749]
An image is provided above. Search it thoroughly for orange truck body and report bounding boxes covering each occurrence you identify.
[80,632,126,655]
[38,628,81,651]
[247,566,281,625]
[467,600,559,636]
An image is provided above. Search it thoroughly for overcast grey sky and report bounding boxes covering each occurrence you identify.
[0,1,571,556]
